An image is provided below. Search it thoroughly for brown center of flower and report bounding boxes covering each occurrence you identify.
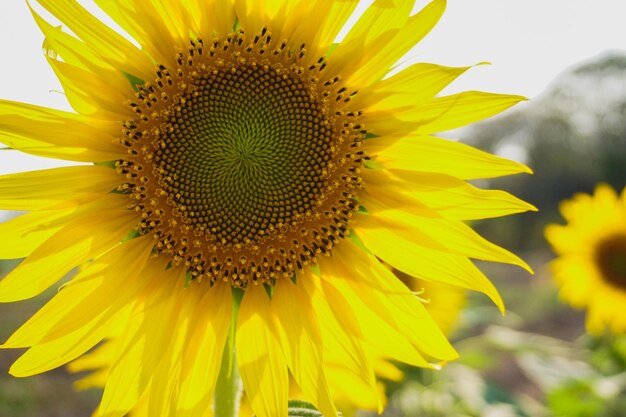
[116,28,367,287]
[594,234,626,289]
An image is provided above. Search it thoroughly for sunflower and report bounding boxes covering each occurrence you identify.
[0,0,533,416]
[546,184,626,334]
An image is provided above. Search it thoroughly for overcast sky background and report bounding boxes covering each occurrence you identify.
[1,0,626,175]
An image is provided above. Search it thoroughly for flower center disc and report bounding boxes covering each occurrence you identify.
[594,234,626,289]
[162,65,332,245]
[117,30,367,286]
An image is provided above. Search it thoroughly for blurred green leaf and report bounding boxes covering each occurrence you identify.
[548,380,604,417]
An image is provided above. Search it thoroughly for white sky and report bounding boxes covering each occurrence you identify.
[1,0,626,175]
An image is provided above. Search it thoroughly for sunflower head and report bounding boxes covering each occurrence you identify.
[118,28,368,286]
[0,1,534,416]
[546,184,626,334]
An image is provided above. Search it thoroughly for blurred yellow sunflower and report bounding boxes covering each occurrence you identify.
[0,0,533,416]
[546,184,626,334]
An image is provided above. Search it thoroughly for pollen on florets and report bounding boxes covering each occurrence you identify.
[116,28,367,287]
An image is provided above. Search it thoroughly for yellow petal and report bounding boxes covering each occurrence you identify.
[68,339,117,376]
[339,0,416,47]
[9,304,128,377]
[354,224,505,312]
[318,272,431,368]
[320,365,385,411]
[355,63,479,110]
[30,5,131,92]
[258,0,357,63]
[366,135,531,179]
[0,207,75,259]
[341,0,447,87]
[46,58,131,118]
[0,196,136,302]
[272,279,338,417]
[0,165,120,210]
[142,0,192,42]
[36,16,101,73]
[361,209,531,272]
[298,271,379,407]
[33,0,154,81]
[549,256,595,308]
[237,285,289,417]
[183,0,235,39]
[234,0,267,34]
[330,0,415,83]
[323,245,458,361]
[365,91,526,135]
[0,100,125,162]
[545,224,578,255]
[262,2,322,59]
[99,262,182,417]
[177,284,231,416]
[146,288,203,417]
[74,368,109,391]
[92,0,177,68]
[372,358,403,382]
[310,0,359,55]
[2,237,153,348]
[362,169,536,220]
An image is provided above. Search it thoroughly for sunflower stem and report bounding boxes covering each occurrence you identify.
[214,343,241,417]
[214,288,244,417]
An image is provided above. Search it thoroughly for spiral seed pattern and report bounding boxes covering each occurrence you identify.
[116,28,367,287]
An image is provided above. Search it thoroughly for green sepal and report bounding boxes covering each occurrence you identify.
[184,271,193,289]
[250,399,344,416]
[365,132,380,139]
[286,400,342,417]
[94,160,118,169]
[110,189,131,195]
[122,71,145,92]
[122,229,141,242]
[348,230,370,254]
[326,43,339,57]
[364,159,384,170]
[287,400,323,417]
[309,264,321,277]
